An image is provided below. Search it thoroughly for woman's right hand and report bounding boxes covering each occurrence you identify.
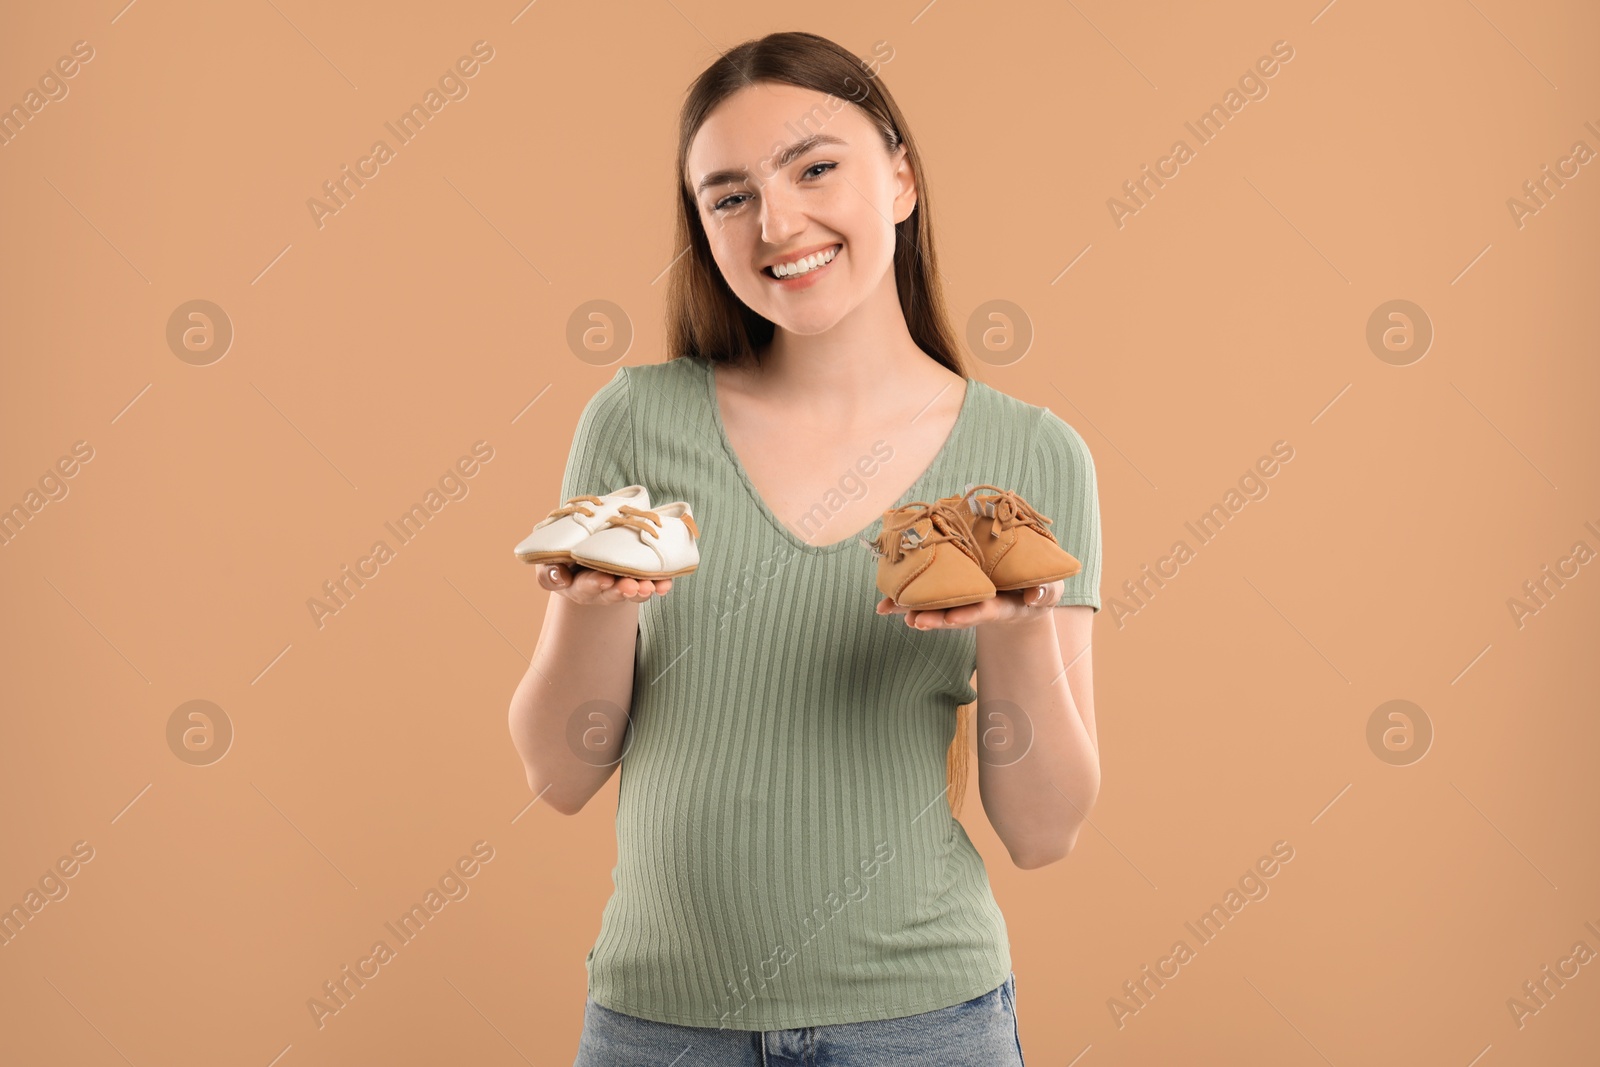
[537,562,672,604]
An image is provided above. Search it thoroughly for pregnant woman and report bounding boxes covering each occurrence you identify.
[508,31,1103,1067]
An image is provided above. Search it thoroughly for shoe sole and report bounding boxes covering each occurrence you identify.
[888,589,996,611]
[516,549,576,564]
[568,555,699,580]
[993,566,1082,590]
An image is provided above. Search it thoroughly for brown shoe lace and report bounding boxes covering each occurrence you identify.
[866,499,981,565]
[964,484,1056,542]
[604,504,699,539]
[548,494,604,520]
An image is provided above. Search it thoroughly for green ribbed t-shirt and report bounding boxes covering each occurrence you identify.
[556,354,1101,1030]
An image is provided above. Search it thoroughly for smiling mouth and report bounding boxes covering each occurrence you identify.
[763,243,842,279]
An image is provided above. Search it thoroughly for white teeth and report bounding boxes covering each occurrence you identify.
[769,245,839,278]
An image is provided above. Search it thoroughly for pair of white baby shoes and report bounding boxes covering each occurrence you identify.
[514,484,701,579]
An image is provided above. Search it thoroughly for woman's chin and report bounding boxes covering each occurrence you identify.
[761,309,850,336]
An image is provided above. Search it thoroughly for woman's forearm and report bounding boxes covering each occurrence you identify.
[508,593,641,815]
[973,611,1101,868]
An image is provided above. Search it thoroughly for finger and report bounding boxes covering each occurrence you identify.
[915,609,961,629]
[916,599,1000,629]
[579,568,619,597]
[939,603,987,628]
[622,577,659,602]
[538,563,573,591]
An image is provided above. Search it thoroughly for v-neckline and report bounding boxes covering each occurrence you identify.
[700,355,977,556]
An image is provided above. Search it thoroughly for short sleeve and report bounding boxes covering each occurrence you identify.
[1018,409,1102,611]
[557,367,638,505]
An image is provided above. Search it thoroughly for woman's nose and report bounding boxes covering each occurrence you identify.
[757,183,805,243]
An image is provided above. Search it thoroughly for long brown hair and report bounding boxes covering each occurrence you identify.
[666,31,977,816]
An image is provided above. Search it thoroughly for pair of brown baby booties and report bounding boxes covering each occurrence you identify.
[866,484,1081,610]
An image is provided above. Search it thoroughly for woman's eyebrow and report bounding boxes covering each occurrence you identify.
[695,132,850,193]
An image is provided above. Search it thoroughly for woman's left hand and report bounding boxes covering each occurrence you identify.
[876,580,1062,630]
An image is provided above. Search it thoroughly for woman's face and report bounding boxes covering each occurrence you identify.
[685,82,916,336]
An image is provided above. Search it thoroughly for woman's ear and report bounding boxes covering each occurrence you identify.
[891,144,917,224]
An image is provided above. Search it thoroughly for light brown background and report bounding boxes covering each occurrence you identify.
[2,1,1596,1064]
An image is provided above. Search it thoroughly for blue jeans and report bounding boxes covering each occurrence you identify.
[572,973,1025,1066]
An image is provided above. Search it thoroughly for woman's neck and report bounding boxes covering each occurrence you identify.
[739,280,956,424]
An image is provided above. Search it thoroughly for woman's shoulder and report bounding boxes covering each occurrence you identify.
[623,356,705,384]
[578,357,705,418]
[965,377,1091,459]
[611,356,706,403]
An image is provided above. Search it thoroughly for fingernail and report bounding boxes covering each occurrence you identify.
[548,567,560,583]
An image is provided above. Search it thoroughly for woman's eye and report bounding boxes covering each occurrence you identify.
[711,164,835,212]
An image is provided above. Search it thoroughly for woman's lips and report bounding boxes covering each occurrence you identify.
[763,244,842,288]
